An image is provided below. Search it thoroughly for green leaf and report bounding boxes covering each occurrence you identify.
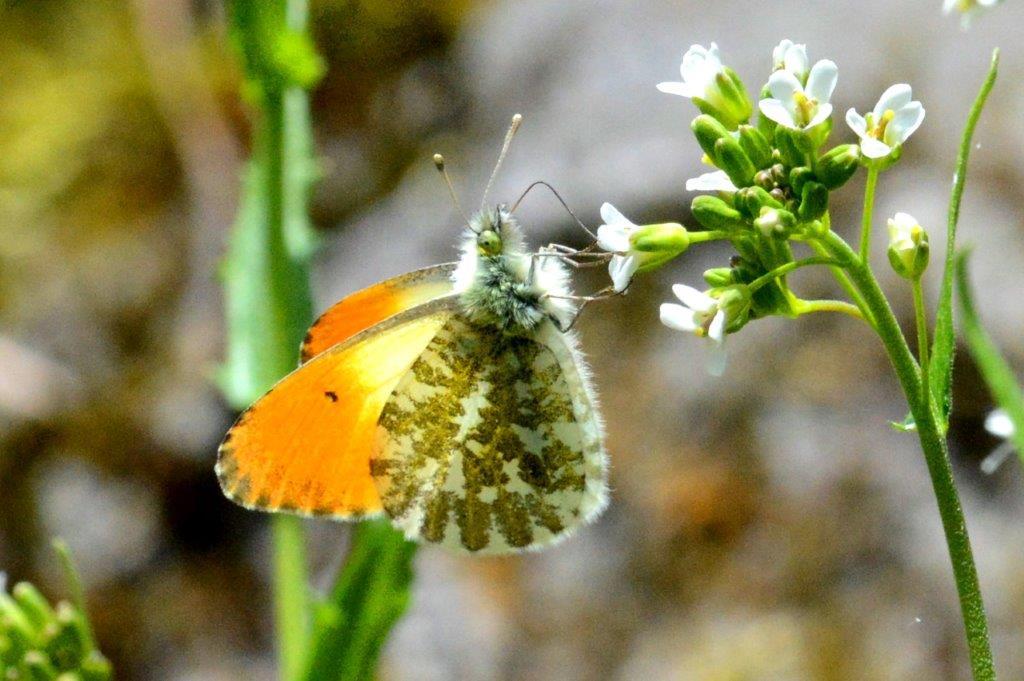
[956,250,1024,464]
[301,521,417,681]
[929,49,999,427]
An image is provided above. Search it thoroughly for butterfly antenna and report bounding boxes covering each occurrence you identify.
[511,180,598,241]
[432,153,473,230]
[480,113,523,210]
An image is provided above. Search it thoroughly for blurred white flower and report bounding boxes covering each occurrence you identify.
[686,170,738,193]
[981,409,1017,474]
[758,59,838,130]
[846,84,925,159]
[657,43,725,102]
[660,284,728,376]
[944,0,1001,26]
[772,39,809,80]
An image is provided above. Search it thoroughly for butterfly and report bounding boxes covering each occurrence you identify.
[216,115,610,554]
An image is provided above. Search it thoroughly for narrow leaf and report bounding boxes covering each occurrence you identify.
[930,49,999,426]
[956,250,1024,465]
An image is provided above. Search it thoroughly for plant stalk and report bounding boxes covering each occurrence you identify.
[824,232,995,680]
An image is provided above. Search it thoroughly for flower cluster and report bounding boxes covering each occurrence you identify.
[596,39,928,372]
[0,575,111,679]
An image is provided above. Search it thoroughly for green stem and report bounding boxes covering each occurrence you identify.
[273,515,310,681]
[688,229,731,243]
[793,299,865,321]
[808,225,876,328]
[858,165,880,262]
[824,232,995,680]
[912,278,931,406]
[747,256,842,292]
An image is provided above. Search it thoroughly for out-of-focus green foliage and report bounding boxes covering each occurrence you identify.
[957,251,1024,463]
[0,541,112,680]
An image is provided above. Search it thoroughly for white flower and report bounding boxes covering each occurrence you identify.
[597,203,690,293]
[846,84,925,159]
[887,212,929,279]
[981,409,1017,474]
[597,203,643,293]
[685,170,738,193]
[944,0,1001,26]
[758,59,838,130]
[659,284,728,376]
[657,43,726,102]
[772,39,809,80]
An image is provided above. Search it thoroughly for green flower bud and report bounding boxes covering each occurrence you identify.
[788,166,814,195]
[887,212,929,280]
[691,115,731,165]
[816,144,860,189]
[798,181,829,222]
[694,68,753,130]
[703,267,734,287]
[738,125,773,169]
[774,125,814,167]
[630,223,690,274]
[12,584,55,631]
[754,206,797,238]
[736,186,783,220]
[691,195,747,232]
[714,136,757,188]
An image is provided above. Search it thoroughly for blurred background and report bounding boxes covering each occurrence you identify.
[1,0,1023,678]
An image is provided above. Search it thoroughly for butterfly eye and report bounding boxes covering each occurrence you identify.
[478,229,502,255]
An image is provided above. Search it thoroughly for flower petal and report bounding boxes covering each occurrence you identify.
[657,81,698,98]
[784,44,809,77]
[985,408,1015,438]
[707,309,727,343]
[660,303,699,332]
[806,59,838,103]
[981,441,1015,475]
[845,108,868,137]
[860,137,892,159]
[872,83,912,120]
[600,202,631,227]
[608,255,639,293]
[758,98,796,128]
[887,101,925,146]
[672,284,717,313]
[806,102,833,129]
[767,70,801,103]
[596,224,631,253]
[685,170,738,192]
[706,340,728,377]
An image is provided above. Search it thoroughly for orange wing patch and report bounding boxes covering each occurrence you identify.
[217,298,457,519]
[300,263,456,363]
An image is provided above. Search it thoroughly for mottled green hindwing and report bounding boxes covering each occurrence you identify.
[370,315,607,554]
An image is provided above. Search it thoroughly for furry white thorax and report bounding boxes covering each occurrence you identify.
[451,206,576,331]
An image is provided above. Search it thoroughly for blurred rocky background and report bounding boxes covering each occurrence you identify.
[1,0,1023,679]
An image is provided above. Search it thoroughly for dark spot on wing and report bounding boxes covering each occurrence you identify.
[324,391,338,402]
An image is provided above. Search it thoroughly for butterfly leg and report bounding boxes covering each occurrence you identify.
[544,286,623,331]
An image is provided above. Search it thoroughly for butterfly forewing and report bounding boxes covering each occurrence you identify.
[216,296,459,518]
[370,315,607,554]
[300,263,457,363]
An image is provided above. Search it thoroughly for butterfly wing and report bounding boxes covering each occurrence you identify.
[300,263,457,362]
[217,295,460,519]
[370,316,608,554]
